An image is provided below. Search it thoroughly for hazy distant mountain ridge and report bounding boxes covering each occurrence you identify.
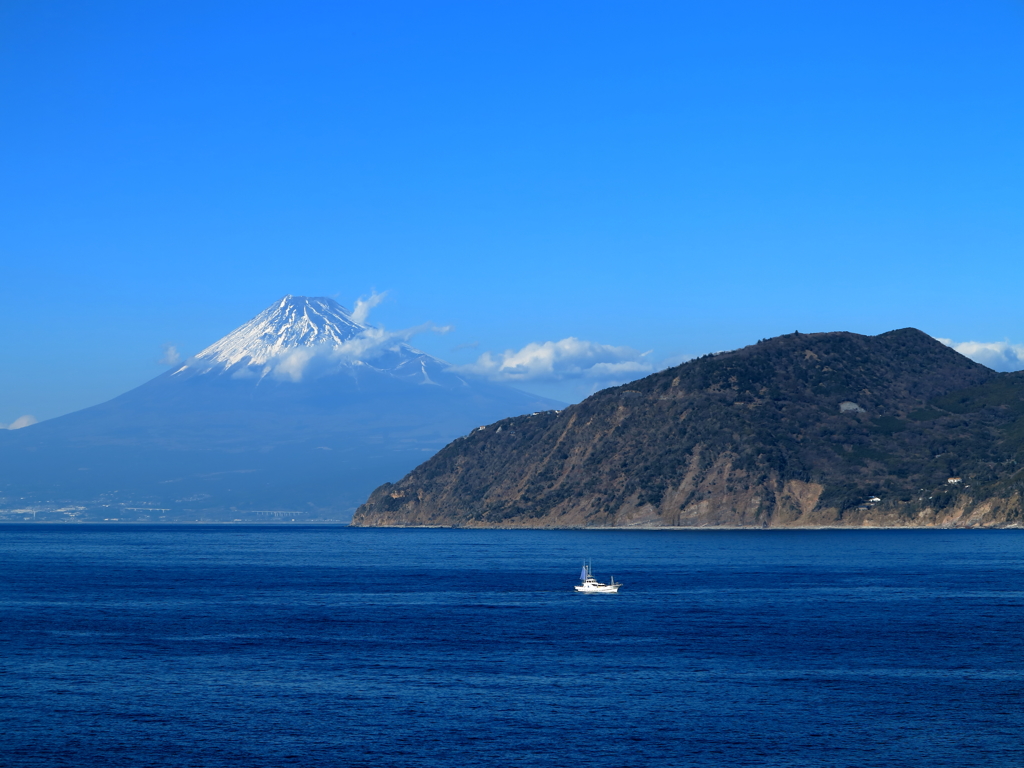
[354,328,1024,529]
[0,295,561,521]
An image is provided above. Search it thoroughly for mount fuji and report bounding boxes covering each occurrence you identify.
[0,296,562,521]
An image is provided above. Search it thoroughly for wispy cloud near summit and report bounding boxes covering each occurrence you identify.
[160,344,182,366]
[351,290,387,325]
[264,322,451,382]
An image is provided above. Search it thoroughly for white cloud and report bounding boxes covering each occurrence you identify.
[1,415,38,430]
[263,322,451,382]
[160,344,182,365]
[451,337,654,385]
[271,347,318,382]
[351,290,387,325]
[937,338,1024,372]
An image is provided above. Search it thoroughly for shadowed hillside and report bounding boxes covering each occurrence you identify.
[354,329,1024,528]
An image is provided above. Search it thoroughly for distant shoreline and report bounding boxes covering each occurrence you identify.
[349,523,1024,531]
[7,520,1020,531]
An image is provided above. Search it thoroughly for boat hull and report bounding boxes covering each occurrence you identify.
[575,564,621,593]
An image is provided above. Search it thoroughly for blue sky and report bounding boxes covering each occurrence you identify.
[2,0,1022,424]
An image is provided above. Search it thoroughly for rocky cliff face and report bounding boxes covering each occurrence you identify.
[353,329,1024,528]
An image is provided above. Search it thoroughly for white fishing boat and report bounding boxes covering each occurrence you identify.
[574,562,621,593]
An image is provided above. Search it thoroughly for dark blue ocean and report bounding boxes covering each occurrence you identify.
[2,525,1023,767]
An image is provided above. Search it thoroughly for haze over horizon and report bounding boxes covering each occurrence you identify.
[2,1,1022,426]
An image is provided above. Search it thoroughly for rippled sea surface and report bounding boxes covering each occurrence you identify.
[2,525,1023,767]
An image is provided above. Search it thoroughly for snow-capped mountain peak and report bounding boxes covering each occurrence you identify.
[189,295,366,369]
[174,294,454,385]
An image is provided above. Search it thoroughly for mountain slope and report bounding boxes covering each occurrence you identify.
[0,296,561,520]
[353,329,1024,528]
